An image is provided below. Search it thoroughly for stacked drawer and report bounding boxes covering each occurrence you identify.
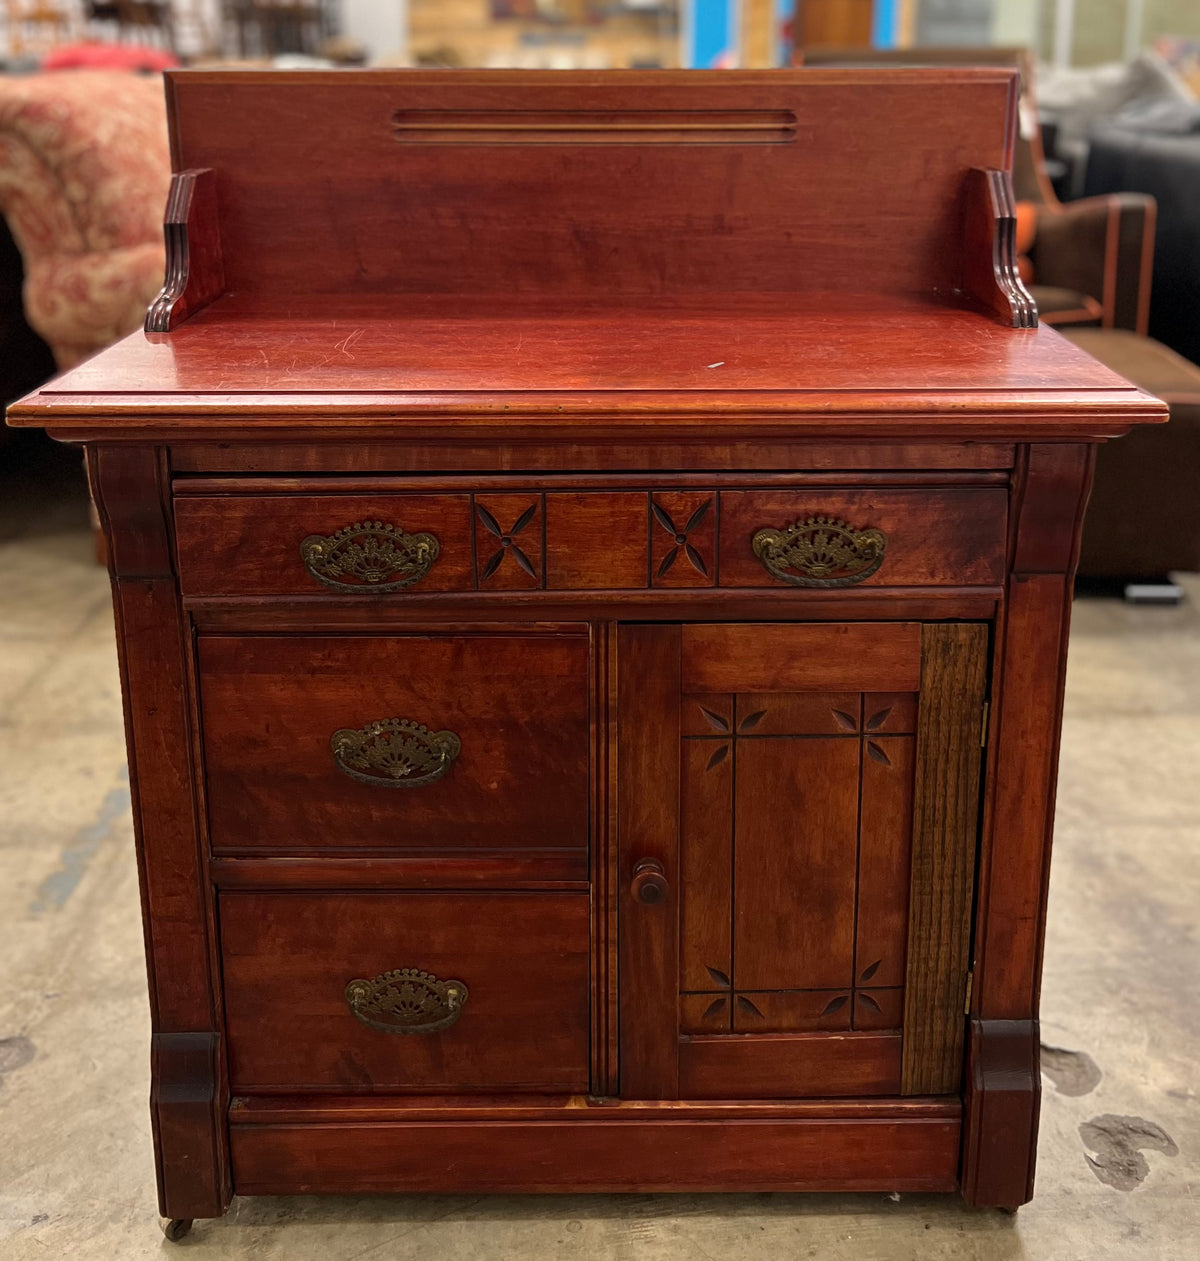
[201,625,593,1093]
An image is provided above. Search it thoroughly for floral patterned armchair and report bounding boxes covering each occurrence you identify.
[0,70,169,373]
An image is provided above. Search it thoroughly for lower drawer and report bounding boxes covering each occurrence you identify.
[220,891,590,1092]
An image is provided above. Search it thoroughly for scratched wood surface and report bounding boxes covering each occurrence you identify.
[12,296,1159,434]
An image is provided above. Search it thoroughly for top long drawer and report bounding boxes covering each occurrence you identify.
[173,486,1007,597]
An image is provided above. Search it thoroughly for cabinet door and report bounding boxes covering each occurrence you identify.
[618,622,987,1100]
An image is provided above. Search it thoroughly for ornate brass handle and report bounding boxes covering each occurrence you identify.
[300,520,439,592]
[331,718,461,788]
[751,515,887,588]
[631,857,669,905]
[345,968,468,1035]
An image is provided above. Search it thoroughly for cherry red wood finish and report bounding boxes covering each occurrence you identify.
[682,622,922,692]
[229,1094,959,1122]
[165,442,1018,474]
[10,297,1158,438]
[175,482,1010,597]
[197,632,589,854]
[617,624,681,1100]
[718,488,1007,587]
[961,444,1097,1207]
[209,854,589,889]
[5,70,1168,1222]
[622,621,984,1102]
[230,1115,962,1195]
[175,493,475,596]
[678,1034,903,1098]
[220,891,590,1092]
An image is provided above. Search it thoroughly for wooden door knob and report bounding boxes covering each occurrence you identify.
[631,858,668,905]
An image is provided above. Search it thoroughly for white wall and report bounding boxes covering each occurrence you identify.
[341,0,409,64]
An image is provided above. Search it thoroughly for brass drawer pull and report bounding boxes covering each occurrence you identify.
[751,515,886,587]
[331,718,461,788]
[300,520,439,591]
[345,968,468,1035]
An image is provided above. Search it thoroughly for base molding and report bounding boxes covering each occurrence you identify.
[150,1032,232,1220]
[228,1103,960,1196]
[960,1018,1040,1208]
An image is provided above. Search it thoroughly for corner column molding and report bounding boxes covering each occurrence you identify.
[961,443,1095,1207]
[89,444,232,1221]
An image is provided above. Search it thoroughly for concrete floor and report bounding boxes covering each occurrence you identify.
[1,434,1196,1259]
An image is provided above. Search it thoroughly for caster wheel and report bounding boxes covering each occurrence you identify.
[161,1218,193,1242]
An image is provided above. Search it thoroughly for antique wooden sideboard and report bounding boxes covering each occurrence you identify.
[8,69,1165,1235]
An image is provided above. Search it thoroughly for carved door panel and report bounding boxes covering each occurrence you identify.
[618,622,987,1100]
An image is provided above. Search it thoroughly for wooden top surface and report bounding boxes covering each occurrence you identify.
[8,69,1165,440]
[10,293,1163,438]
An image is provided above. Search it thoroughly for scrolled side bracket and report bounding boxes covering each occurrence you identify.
[961,167,1038,330]
[145,168,225,333]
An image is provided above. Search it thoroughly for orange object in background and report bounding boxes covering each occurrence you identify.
[41,41,178,71]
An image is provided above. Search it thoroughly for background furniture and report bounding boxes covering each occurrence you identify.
[0,215,54,414]
[1046,106,1200,585]
[0,70,169,373]
[86,1,176,49]
[1035,51,1195,201]
[8,68,1164,1235]
[1066,328,1200,580]
[223,0,335,58]
[1085,106,1200,366]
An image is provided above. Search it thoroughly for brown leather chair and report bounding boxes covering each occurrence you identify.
[1024,193,1155,333]
[1065,330,1200,580]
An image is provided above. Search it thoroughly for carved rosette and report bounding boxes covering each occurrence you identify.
[651,497,712,580]
[330,718,461,788]
[345,968,468,1035]
[300,520,439,592]
[751,515,887,587]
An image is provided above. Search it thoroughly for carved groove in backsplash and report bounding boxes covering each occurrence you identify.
[391,110,798,146]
